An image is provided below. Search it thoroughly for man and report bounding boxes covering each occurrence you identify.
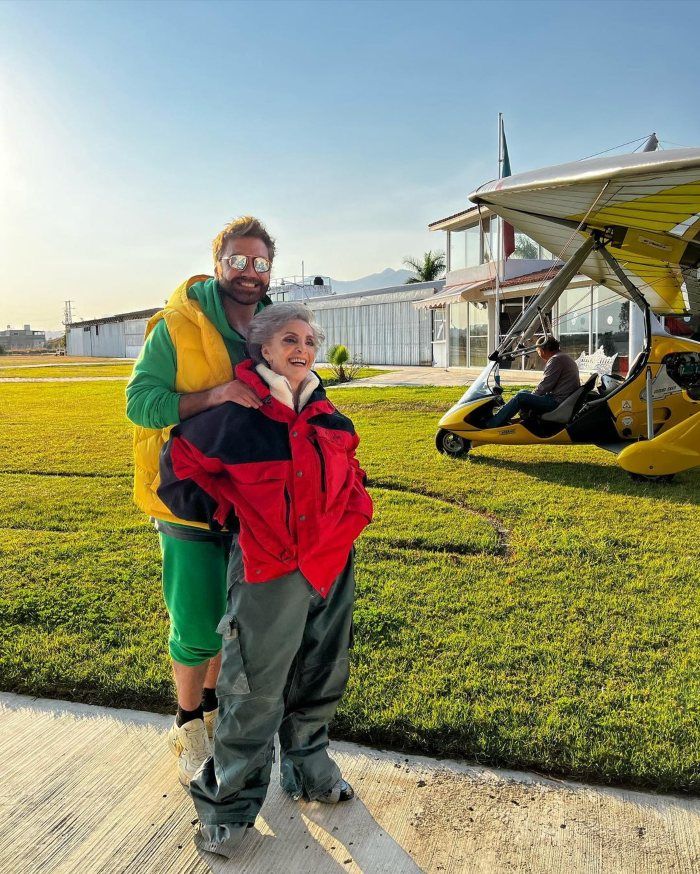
[126,216,274,785]
[486,336,580,428]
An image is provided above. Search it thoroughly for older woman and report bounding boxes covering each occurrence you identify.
[158,302,373,858]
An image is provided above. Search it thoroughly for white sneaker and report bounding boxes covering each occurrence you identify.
[167,718,212,786]
[203,707,218,740]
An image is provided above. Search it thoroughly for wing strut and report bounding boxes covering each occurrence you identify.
[491,233,596,361]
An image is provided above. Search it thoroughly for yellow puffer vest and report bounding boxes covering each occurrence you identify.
[133,275,233,527]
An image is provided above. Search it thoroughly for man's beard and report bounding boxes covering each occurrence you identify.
[218,276,269,305]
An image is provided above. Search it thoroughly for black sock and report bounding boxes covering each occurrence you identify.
[202,687,218,712]
[176,704,204,727]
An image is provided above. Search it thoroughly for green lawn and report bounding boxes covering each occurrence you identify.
[0,380,698,792]
[0,364,389,382]
[0,364,135,378]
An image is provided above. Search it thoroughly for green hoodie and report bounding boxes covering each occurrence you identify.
[126,278,269,430]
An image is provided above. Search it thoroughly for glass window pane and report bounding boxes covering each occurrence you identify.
[465,225,480,268]
[480,217,492,264]
[468,301,488,367]
[432,309,445,341]
[593,286,629,369]
[557,286,591,359]
[469,336,488,367]
[449,301,468,366]
[449,231,466,271]
[468,301,488,335]
[511,233,540,260]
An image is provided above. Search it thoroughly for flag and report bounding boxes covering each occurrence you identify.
[501,125,515,259]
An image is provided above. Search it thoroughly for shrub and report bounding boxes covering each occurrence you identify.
[327,344,364,382]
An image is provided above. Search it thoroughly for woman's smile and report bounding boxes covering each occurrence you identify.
[262,319,318,388]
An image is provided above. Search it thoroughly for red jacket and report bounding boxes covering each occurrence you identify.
[158,360,373,596]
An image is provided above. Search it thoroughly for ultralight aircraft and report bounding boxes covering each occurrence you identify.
[435,148,700,481]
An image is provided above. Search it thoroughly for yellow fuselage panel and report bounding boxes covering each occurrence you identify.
[608,336,700,439]
[617,410,700,476]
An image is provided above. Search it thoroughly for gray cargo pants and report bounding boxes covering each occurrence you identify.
[189,547,355,826]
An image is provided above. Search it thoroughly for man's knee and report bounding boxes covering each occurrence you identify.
[170,635,221,666]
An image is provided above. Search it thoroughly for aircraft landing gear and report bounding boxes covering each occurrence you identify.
[436,429,472,458]
[629,472,675,484]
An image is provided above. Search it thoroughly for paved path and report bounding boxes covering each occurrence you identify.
[331,366,537,389]
[1,693,697,873]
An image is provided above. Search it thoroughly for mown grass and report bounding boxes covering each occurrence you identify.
[0,364,135,378]
[0,364,388,382]
[317,367,392,385]
[0,380,698,792]
[0,355,116,366]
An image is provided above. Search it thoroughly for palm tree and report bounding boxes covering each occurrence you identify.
[403,250,446,284]
[327,344,350,382]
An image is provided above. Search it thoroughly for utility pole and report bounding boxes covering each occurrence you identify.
[62,301,74,354]
[63,300,74,327]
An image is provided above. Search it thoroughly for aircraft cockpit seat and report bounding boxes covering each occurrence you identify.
[540,373,598,424]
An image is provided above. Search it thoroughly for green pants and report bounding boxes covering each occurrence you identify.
[159,529,231,666]
[189,552,355,825]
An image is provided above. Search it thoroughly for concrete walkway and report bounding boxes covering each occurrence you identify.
[331,366,537,388]
[1,694,697,874]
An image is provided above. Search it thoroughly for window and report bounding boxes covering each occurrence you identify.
[468,301,488,366]
[449,301,469,365]
[557,286,592,359]
[432,309,445,342]
[509,232,554,261]
[449,225,482,271]
[449,300,489,366]
[480,217,494,264]
[593,287,629,360]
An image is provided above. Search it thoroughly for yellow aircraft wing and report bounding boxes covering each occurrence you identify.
[471,148,700,315]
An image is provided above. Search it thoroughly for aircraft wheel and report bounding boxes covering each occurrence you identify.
[436,429,471,458]
[629,472,675,484]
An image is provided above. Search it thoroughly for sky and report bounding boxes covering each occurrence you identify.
[1,0,699,329]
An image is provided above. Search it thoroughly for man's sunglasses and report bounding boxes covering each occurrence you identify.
[220,254,271,274]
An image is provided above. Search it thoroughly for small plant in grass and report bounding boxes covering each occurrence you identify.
[327,344,364,382]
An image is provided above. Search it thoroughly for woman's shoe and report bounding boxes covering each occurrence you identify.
[193,821,253,858]
[316,778,354,804]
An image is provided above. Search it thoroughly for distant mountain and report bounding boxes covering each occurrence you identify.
[329,267,414,294]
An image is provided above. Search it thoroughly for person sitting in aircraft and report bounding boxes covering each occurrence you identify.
[486,336,581,428]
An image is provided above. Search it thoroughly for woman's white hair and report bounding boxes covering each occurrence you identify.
[247,302,325,365]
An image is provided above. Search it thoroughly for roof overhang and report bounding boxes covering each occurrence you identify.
[428,204,493,233]
[414,279,492,309]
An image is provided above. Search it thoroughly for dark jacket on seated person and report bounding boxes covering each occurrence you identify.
[534,352,581,402]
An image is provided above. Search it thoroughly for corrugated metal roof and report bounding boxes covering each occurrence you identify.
[308,279,444,309]
[67,307,160,329]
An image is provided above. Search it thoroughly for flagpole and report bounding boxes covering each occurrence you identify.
[495,112,503,350]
